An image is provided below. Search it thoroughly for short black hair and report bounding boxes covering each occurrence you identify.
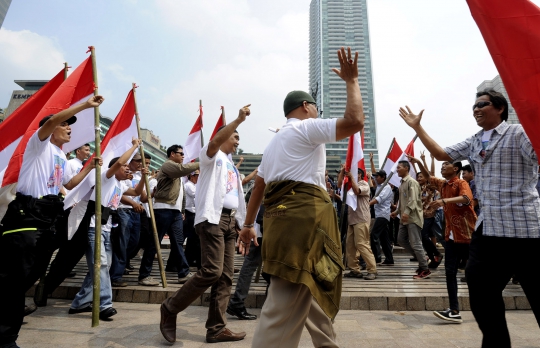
[144,152,152,160]
[462,164,473,173]
[216,125,238,135]
[109,157,120,168]
[398,161,410,171]
[476,89,509,122]
[166,145,183,158]
[76,144,90,152]
[358,168,365,180]
[453,161,463,172]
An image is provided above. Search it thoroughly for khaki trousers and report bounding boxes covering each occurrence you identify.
[346,222,377,274]
[163,213,236,335]
[252,276,338,348]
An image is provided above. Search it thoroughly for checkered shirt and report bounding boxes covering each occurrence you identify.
[444,122,540,238]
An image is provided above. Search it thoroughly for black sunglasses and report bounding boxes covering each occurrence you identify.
[472,101,492,110]
[306,101,319,111]
[174,151,184,156]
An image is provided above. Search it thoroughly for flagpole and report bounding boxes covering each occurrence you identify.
[375,135,418,198]
[32,62,71,307]
[221,105,226,124]
[133,83,167,288]
[379,138,395,172]
[90,46,103,328]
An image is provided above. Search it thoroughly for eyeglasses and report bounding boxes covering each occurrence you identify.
[472,101,492,110]
[307,101,319,111]
[174,151,184,156]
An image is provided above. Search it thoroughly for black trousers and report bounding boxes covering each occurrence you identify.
[184,211,201,269]
[444,240,469,311]
[370,217,394,263]
[466,223,540,348]
[0,228,52,345]
[421,217,441,262]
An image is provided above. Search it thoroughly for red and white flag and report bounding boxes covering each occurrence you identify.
[1,56,96,188]
[183,103,204,164]
[468,0,540,161]
[384,138,416,188]
[209,106,226,141]
[0,68,65,183]
[64,89,138,210]
[342,131,365,210]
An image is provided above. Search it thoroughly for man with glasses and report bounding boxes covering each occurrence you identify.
[399,90,540,347]
[137,145,198,286]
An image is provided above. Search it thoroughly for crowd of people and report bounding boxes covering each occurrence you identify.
[0,46,539,348]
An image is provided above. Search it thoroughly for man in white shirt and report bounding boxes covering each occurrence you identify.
[0,96,104,348]
[183,170,200,269]
[64,143,90,183]
[160,106,250,344]
[238,47,364,348]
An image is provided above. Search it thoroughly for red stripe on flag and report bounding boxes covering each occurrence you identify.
[210,108,226,141]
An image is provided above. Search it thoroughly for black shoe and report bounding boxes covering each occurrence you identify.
[460,276,467,282]
[380,260,395,266]
[68,305,92,314]
[123,269,130,275]
[344,271,363,278]
[126,263,135,271]
[99,307,117,321]
[433,308,463,323]
[24,304,37,317]
[226,306,257,320]
[33,287,48,307]
[410,257,418,262]
[67,272,77,278]
[0,342,21,348]
[165,266,178,273]
[360,264,367,270]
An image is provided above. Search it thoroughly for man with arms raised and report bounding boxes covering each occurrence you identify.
[399,90,540,347]
[159,106,250,344]
[238,47,363,347]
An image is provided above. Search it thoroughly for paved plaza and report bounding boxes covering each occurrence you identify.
[19,299,539,347]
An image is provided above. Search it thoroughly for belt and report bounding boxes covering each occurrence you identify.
[221,208,237,216]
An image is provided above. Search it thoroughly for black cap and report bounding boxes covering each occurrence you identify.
[39,114,77,128]
[372,170,387,178]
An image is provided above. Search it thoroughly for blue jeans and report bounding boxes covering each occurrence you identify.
[229,238,262,309]
[138,209,189,280]
[71,227,113,311]
[110,208,140,282]
[433,209,446,248]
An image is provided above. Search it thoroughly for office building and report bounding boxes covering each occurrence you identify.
[0,0,11,29]
[309,0,379,168]
[477,75,519,124]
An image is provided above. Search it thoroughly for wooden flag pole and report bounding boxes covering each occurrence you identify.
[90,46,103,328]
[132,83,167,288]
[379,138,396,172]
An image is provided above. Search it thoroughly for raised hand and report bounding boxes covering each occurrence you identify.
[406,154,420,164]
[237,104,251,122]
[131,137,142,147]
[369,153,374,160]
[399,106,424,130]
[331,47,359,83]
[86,95,104,108]
[420,150,426,161]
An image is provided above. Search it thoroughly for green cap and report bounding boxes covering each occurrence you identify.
[283,90,316,116]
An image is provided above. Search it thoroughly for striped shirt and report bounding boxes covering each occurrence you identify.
[444,122,540,238]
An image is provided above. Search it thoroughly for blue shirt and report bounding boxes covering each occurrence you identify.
[374,184,393,220]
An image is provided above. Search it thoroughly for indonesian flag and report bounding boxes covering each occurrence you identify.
[468,0,540,161]
[384,138,416,188]
[64,89,138,210]
[0,68,65,183]
[1,56,96,188]
[183,104,204,164]
[210,106,226,141]
[342,131,365,210]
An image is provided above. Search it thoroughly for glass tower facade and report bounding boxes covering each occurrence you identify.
[309,0,379,168]
[0,0,12,29]
[477,75,519,125]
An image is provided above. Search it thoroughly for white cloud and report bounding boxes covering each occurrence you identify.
[0,28,65,108]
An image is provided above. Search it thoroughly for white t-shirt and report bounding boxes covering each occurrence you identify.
[143,177,157,217]
[185,180,196,213]
[18,132,69,198]
[118,172,142,209]
[258,118,337,189]
[222,158,240,209]
[194,144,246,226]
[480,129,494,158]
[90,171,129,231]
[64,158,83,183]
[154,179,183,211]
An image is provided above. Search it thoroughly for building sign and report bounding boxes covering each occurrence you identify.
[12,94,32,100]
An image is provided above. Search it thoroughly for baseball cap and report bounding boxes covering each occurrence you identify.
[39,114,77,128]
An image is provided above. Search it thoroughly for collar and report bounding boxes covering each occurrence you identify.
[72,157,83,164]
[400,175,411,184]
[474,121,509,139]
[444,176,458,184]
[286,118,302,124]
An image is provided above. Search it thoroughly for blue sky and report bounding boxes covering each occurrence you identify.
[1,0,537,170]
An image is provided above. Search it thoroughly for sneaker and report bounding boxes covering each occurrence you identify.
[433,308,463,323]
[364,273,377,280]
[138,277,160,286]
[178,273,194,284]
[343,271,363,278]
[380,260,394,266]
[413,269,431,279]
[112,281,128,287]
[428,255,443,269]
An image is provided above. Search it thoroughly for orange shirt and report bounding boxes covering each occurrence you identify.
[429,176,477,244]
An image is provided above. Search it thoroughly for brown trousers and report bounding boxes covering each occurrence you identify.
[163,213,236,335]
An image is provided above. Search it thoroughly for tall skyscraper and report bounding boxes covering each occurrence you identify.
[477,75,519,124]
[309,0,379,168]
[0,0,12,29]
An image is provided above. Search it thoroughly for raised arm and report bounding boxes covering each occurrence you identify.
[398,106,452,162]
[242,168,258,186]
[369,152,376,173]
[207,105,251,158]
[38,95,104,141]
[407,155,430,180]
[430,153,436,176]
[64,157,103,190]
[106,137,141,179]
[333,47,364,141]
[236,156,244,170]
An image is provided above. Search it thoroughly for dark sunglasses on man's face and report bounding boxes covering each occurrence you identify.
[175,151,184,156]
[472,101,492,110]
[307,101,319,111]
